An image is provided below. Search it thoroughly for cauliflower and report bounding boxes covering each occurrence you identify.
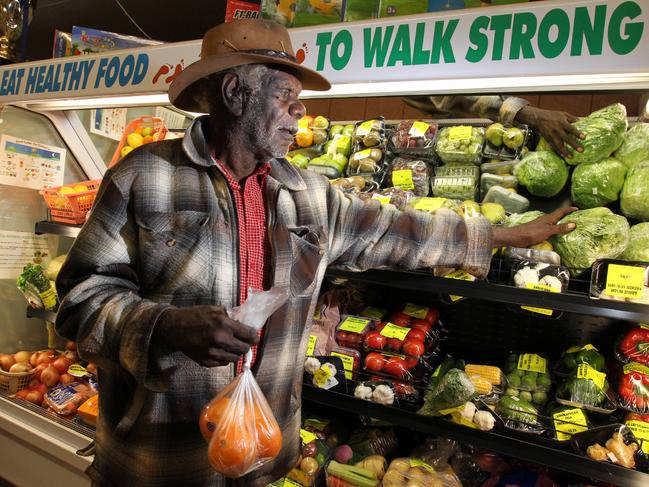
[514,266,539,288]
[304,357,321,375]
[372,384,395,405]
[473,410,496,431]
[539,275,563,292]
[460,402,477,422]
[354,384,373,401]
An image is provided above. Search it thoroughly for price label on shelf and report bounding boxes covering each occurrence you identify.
[392,169,415,190]
[413,197,444,212]
[577,364,607,390]
[626,421,649,454]
[330,352,354,380]
[306,335,317,356]
[283,479,303,487]
[380,323,410,341]
[605,264,644,299]
[448,125,472,141]
[521,305,554,316]
[553,408,588,441]
[403,303,429,319]
[521,282,559,315]
[338,316,370,333]
[445,270,474,281]
[409,121,430,137]
[372,194,391,205]
[517,354,547,374]
[299,429,318,445]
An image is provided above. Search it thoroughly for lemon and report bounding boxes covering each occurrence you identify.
[127,133,144,148]
[73,184,89,193]
[121,146,134,158]
[58,186,75,195]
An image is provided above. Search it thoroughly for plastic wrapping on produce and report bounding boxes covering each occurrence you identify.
[571,157,628,209]
[304,356,347,392]
[480,173,517,197]
[330,346,361,381]
[386,157,431,196]
[362,349,435,383]
[379,457,462,487]
[503,352,552,406]
[347,147,386,177]
[335,315,376,351]
[291,115,330,151]
[435,126,485,164]
[504,210,545,227]
[566,103,628,165]
[370,187,415,210]
[617,363,649,414]
[615,123,649,169]
[504,247,561,266]
[556,364,616,414]
[408,196,460,214]
[509,259,569,318]
[549,403,591,442]
[483,123,529,160]
[482,185,529,213]
[346,427,398,464]
[481,158,521,175]
[622,223,649,262]
[330,176,379,196]
[624,413,649,455]
[495,395,545,434]
[388,119,439,158]
[464,364,506,402]
[418,368,476,416]
[621,163,649,221]
[514,151,569,198]
[555,344,606,378]
[590,259,649,304]
[549,207,630,276]
[616,325,649,367]
[431,164,479,200]
[286,426,333,486]
[43,381,97,416]
[570,424,649,472]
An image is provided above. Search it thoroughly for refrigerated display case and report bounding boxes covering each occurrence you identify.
[0,1,648,485]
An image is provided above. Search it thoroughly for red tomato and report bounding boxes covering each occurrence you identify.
[375,322,387,332]
[365,331,387,350]
[346,333,363,348]
[389,313,412,327]
[384,357,408,379]
[412,320,432,334]
[406,328,427,343]
[402,339,425,358]
[336,330,349,346]
[425,308,439,325]
[386,338,403,352]
[404,356,419,370]
[364,353,386,372]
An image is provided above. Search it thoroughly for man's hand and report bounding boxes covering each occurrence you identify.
[493,207,578,248]
[154,305,259,367]
[516,106,585,159]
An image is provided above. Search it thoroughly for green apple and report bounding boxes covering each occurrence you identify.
[330,124,344,137]
[291,154,310,169]
[312,115,329,129]
[480,202,507,224]
[343,124,355,136]
[503,127,525,149]
[486,123,505,147]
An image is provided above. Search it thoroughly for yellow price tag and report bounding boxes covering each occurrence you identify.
[360,307,386,320]
[357,120,377,136]
[451,413,479,429]
[445,270,474,281]
[380,323,410,341]
[68,364,87,377]
[521,305,554,316]
[526,283,559,293]
[300,429,318,445]
[403,303,429,319]
[303,418,329,431]
[357,148,372,158]
[450,295,464,302]
[577,364,607,390]
[338,316,370,333]
[553,409,588,441]
[413,197,446,213]
[372,194,391,205]
[605,264,645,299]
[392,169,415,190]
[409,121,430,137]
[640,323,649,330]
[283,478,303,487]
[438,405,466,416]
[448,125,472,141]
[306,335,317,357]
[517,354,547,374]
[330,352,355,380]
[626,421,649,454]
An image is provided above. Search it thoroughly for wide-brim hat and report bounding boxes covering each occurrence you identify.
[168,19,331,113]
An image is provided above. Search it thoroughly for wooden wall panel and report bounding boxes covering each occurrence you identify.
[538,94,592,116]
[329,98,367,121]
[591,93,642,116]
[364,97,405,120]
[302,99,331,118]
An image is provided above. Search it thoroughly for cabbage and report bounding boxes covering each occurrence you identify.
[514,151,568,197]
[504,210,545,227]
[567,103,628,165]
[620,163,649,221]
[614,123,649,169]
[621,223,649,262]
[570,158,627,209]
[550,207,630,275]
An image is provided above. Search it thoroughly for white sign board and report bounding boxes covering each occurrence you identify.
[90,108,127,140]
[0,230,51,279]
[0,135,66,190]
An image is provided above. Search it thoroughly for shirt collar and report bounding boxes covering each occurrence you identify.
[182,115,306,192]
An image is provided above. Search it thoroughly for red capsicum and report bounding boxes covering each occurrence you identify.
[619,327,649,365]
[619,372,649,410]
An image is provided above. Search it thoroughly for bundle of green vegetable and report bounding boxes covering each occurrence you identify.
[570,158,627,209]
[620,163,649,221]
[496,396,542,429]
[557,345,606,374]
[16,263,58,311]
[550,207,630,275]
[418,368,475,416]
[621,223,649,262]
[504,210,545,227]
[614,123,649,169]
[566,103,628,165]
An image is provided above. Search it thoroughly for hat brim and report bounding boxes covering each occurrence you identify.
[168,52,331,113]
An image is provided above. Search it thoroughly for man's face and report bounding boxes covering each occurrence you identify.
[240,68,305,161]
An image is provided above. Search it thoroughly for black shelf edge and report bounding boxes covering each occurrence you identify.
[303,385,648,486]
[35,220,82,238]
[326,268,649,323]
[26,306,57,322]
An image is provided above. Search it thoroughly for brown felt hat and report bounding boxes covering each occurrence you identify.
[168,19,331,113]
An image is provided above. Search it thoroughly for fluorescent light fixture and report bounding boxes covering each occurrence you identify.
[14,94,171,111]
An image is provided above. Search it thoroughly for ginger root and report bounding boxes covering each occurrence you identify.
[586,443,609,462]
[605,432,638,469]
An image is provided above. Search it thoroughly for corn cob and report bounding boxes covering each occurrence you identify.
[465,364,502,386]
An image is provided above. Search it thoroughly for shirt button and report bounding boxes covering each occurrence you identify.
[166,239,177,247]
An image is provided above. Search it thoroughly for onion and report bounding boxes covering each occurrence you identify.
[13,351,32,363]
[0,353,16,372]
[29,352,41,367]
[41,365,60,387]
[9,362,32,373]
[52,356,72,374]
[25,389,44,404]
[334,444,354,464]
[63,351,78,362]
[35,351,56,365]
[65,340,77,351]
[86,363,97,375]
[33,362,50,381]
[59,373,74,384]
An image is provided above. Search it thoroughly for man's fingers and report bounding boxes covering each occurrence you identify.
[202,359,229,367]
[548,134,570,158]
[222,337,252,356]
[227,318,260,345]
[207,348,241,364]
[548,206,578,222]
[565,113,579,124]
[555,222,577,235]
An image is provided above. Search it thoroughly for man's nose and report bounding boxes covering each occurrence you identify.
[290,100,306,120]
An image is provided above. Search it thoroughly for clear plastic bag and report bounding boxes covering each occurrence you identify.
[387,157,431,196]
[200,288,288,478]
[388,119,438,158]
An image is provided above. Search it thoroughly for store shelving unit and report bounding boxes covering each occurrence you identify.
[35,220,83,238]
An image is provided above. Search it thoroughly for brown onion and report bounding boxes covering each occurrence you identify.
[13,351,32,363]
[0,354,16,372]
[9,362,32,373]
[41,365,60,387]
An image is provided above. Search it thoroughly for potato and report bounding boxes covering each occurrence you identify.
[388,458,411,474]
[382,469,407,487]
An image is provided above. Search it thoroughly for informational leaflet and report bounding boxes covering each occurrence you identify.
[155,107,186,131]
[0,135,65,190]
[0,230,51,279]
[89,108,127,140]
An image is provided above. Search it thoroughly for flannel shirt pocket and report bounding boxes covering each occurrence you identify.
[287,225,324,297]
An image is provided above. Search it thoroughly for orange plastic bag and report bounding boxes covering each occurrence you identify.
[200,288,288,478]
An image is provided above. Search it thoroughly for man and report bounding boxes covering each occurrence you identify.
[403,95,584,159]
[55,19,576,487]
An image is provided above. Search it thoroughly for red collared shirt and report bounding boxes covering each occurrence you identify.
[214,158,270,373]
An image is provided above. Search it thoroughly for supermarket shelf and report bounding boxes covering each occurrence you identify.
[303,385,648,486]
[26,306,57,322]
[325,268,649,323]
[35,220,82,237]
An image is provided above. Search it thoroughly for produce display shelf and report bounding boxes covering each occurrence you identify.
[35,220,83,238]
[303,385,648,487]
[26,306,57,322]
[325,267,649,323]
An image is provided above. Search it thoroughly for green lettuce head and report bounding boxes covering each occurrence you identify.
[567,103,628,165]
[621,223,649,262]
[550,207,630,275]
[514,151,568,197]
[614,123,649,169]
[621,163,649,221]
[571,158,627,209]
[504,210,545,227]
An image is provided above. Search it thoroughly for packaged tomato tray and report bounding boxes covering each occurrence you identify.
[328,346,361,381]
[364,321,442,359]
[362,349,439,384]
[334,315,376,351]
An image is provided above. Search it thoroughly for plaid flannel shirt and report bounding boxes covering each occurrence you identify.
[403,95,530,124]
[55,115,493,487]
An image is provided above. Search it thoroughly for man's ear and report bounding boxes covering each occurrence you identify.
[221,72,245,117]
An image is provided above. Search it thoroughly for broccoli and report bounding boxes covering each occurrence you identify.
[418,369,476,416]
